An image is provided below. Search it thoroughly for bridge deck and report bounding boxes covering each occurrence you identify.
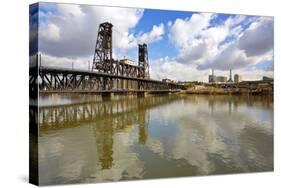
[38,67,179,86]
[39,89,181,94]
[29,66,183,93]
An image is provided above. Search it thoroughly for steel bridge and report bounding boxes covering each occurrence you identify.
[29,22,183,95]
[29,65,181,94]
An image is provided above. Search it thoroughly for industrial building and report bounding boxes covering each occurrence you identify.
[208,69,216,83]
[208,69,232,83]
[216,76,228,83]
[262,76,273,81]
[162,78,175,83]
[234,74,242,83]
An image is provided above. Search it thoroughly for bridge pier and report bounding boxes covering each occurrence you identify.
[137,91,149,98]
[102,92,114,100]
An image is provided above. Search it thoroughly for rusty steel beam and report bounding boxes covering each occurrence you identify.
[36,66,183,92]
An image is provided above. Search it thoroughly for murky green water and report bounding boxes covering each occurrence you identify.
[38,94,273,185]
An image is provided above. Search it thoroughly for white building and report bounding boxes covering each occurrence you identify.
[234,74,242,83]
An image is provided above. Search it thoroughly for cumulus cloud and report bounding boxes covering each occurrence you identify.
[168,13,244,66]
[198,44,250,70]
[239,17,273,56]
[137,23,165,44]
[167,13,273,72]
[168,13,214,49]
[39,53,91,70]
[198,18,274,71]
[150,57,209,81]
[57,3,85,18]
[41,23,61,41]
[177,41,209,62]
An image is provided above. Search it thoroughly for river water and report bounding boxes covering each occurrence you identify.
[38,94,273,185]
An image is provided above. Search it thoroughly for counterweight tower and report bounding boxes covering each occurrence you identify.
[138,43,150,79]
[92,22,113,74]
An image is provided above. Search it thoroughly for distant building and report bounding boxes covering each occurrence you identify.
[209,75,216,83]
[209,69,216,83]
[262,76,273,81]
[216,76,227,83]
[119,58,137,66]
[234,74,242,83]
[178,81,200,85]
[162,78,175,83]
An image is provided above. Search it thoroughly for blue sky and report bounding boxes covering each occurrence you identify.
[132,9,191,59]
[31,2,274,81]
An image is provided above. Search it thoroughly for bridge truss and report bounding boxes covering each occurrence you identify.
[29,22,182,94]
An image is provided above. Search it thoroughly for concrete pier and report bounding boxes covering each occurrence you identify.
[102,92,114,100]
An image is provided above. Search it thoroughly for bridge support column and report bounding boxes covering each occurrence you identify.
[102,92,114,100]
[137,91,148,98]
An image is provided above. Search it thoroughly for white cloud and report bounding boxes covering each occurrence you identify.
[137,23,165,44]
[239,17,273,56]
[197,17,274,71]
[198,44,250,70]
[57,4,85,18]
[168,13,245,66]
[39,53,91,71]
[41,23,61,41]
[168,13,214,48]
[167,13,273,74]
[150,57,209,82]
[177,40,209,63]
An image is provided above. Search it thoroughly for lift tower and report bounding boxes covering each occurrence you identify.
[92,22,113,74]
[138,43,150,79]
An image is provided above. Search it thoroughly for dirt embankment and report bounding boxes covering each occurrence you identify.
[179,85,273,95]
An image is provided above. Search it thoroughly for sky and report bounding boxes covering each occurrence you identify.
[30,2,274,82]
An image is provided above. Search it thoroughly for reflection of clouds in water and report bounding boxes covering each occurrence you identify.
[169,124,212,174]
[91,126,145,181]
[39,124,146,184]
[145,136,165,157]
[38,95,273,184]
[39,126,99,184]
[147,96,273,174]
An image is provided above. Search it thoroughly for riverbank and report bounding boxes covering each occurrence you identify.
[178,84,273,95]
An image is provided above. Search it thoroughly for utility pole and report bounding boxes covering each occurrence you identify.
[228,69,233,82]
[39,53,41,67]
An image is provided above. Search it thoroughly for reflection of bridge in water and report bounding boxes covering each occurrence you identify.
[38,96,177,131]
[37,96,178,170]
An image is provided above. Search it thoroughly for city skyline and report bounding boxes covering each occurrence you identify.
[30,2,274,82]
